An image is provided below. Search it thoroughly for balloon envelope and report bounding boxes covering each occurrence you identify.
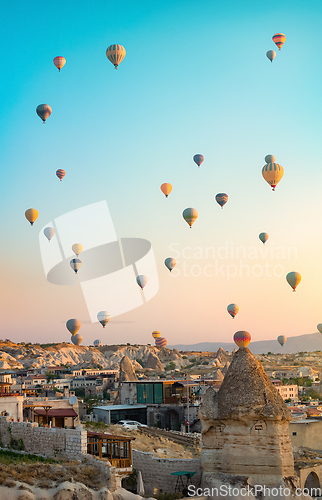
[182,208,198,228]
[155,337,167,348]
[56,169,66,181]
[272,33,286,50]
[53,56,66,71]
[106,44,126,68]
[72,244,83,257]
[262,163,284,190]
[164,258,176,272]
[25,208,39,226]
[70,258,82,274]
[137,275,148,289]
[193,154,204,167]
[286,272,301,291]
[234,331,251,348]
[36,104,52,123]
[265,155,275,164]
[215,193,228,208]
[66,319,81,336]
[259,232,269,244]
[160,183,172,197]
[44,227,55,241]
[266,50,276,62]
[93,339,102,347]
[277,335,287,346]
[97,311,111,327]
[227,304,239,319]
[71,333,82,346]
[152,331,161,339]
[317,324,322,334]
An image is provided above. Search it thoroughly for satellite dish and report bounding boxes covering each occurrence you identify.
[69,395,77,406]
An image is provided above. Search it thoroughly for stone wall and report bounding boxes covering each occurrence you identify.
[132,449,201,495]
[290,420,322,452]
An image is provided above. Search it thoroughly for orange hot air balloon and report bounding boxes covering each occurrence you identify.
[53,56,66,72]
[25,208,39,226]
[161,183,172,198]
[262,163,284,191]
[272,33,286,51]
[155,337,167,348]
[56,169,66,181]
[233,331,251,348]
[106,44,126,69]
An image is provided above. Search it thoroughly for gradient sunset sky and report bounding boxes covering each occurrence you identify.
[2,0,322,348]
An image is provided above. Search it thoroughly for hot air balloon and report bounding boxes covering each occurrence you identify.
[164,258,176,272]
[259,232,269,244]
[286,272,301,291]
[93,339,102,347]
[272,33,286,51]
[106,44,126,69]
[25,209,39,226]
[193,154,204,167]
[227,304,239,319]
[66,319,81,336]
[233,331,251,348]
[137,275,148,289]
[155,337,167,348]
[262,163,284,191]
[43,227,55,242]
[72,244,83,257]
[182,208,198,228]
[70,258,82,274]
[152,331,161,339]
[265,155,275,164]
[277,335,287,346]
[53,56,66,72]
[317,324,322,334]
[160,183,172,198]
[97,311,111,328]
[215,193,228,209]
[36,104,52,123]
[56,169,66,181]
[266,50,276,62]
[71,333,82,346]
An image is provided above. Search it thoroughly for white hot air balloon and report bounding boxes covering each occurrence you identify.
[43,227,55,242]
[97,311,111,328]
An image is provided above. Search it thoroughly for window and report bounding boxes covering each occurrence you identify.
[293,432,297,436]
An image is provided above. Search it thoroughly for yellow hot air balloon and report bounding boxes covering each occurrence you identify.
[72,243,83,257]
[272,33,286,51]
[161,183,172,198]
[286,272,301,291]
[262,163,284,191]
[152,331,161,339]
[182,208,198,228]
[25,209,39,226]
[106,44,126,69]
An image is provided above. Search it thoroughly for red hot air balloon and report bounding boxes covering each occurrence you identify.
[56,169,66,181]
[193,154,204,167]
[233,331,251,348]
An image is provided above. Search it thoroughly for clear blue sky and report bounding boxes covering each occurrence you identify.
[2,0,322,348]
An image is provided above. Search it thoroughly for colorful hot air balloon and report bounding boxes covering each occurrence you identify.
[97,311,110,328]
[137,275,148,289]
[215,193,228,209]
[106,44,126,69]
[25,209,39,226]
[262,163,284,191]
[277,335,287,346]
[155,337,167,348]
[71,333,82,346]
[193,154,204,167]
[286,272,301,291]
[36,104,52,123]
[160,183,172,198]
[227,303,239,319]
[265,155,275,164]
[234,331,251,348]
[259,232,269,244]
[317,324,322,334]
[70,258,82,274]
[66,319,81,336]
[266,50,276,62]
[164,258,176,272]
[53,56,66,72]
[182,208,198,228]
[43,227,55,242]
[272,33,286,51]
[72,244,83,257]
[56,169,66,181]
[152,331,161,339]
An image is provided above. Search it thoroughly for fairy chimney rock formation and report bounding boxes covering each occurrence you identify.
[199,347,311,499]
[119,356,138,382]
[144,353,165,371]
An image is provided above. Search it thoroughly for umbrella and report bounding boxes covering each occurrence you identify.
[137,470,145,496]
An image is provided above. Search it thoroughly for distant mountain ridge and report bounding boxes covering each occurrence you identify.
[169,332,322,354]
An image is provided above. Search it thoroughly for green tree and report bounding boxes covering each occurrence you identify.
[74,388,85,398]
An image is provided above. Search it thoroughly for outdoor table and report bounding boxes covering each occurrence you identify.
[171,471,197,493]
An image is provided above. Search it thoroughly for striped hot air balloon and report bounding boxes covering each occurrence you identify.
[56,169,66,181]
[262,163,284,191]
[227,303,239,319]
[182,208,198,228]
[233,331,251,348]
[106,44,126,69]
[272,33,286,50]
[53,56,66,72]
[155,337,167,348]
[152,331,161,339]
[70,258,82,274]
[215,193,228,209]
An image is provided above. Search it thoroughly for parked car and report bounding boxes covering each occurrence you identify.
[116,420,148,430]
